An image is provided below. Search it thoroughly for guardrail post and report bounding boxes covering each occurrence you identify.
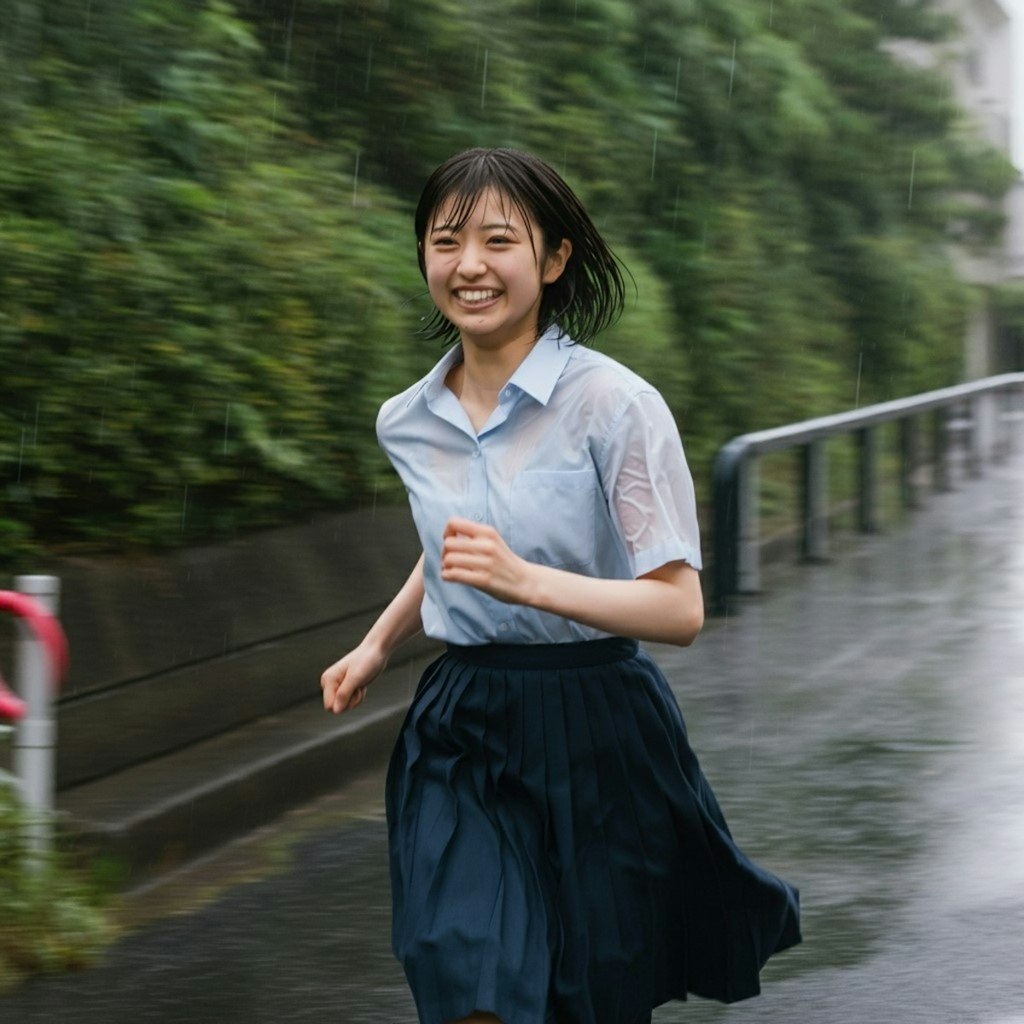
[856,427,877,533]
[900,417,919,510]
[801,440,828,562]
[711,439,752,614]
[712,449,737,615]
[994,391,1011,460]
[969,392,997,477]
[932,407,950,493]
[11,575,60,858]
[1005,386,1024,456]
[737,454,761,594]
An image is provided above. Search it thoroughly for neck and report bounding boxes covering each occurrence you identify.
[457,329,538,396]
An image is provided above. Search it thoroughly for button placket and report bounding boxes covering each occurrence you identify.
[467,441,488,526]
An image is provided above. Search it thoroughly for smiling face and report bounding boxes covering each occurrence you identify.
[423,188,571,352]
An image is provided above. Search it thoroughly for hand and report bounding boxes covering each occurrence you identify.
[320,641,388,715]
[441,516,535,605]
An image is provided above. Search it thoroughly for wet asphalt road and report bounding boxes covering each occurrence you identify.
[3,453,1024,1024]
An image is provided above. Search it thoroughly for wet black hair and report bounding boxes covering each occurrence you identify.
[414,147,626,346]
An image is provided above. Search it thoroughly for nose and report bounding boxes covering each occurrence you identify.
[456,243,486,278]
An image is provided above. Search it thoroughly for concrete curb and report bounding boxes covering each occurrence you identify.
[57,650,437,884]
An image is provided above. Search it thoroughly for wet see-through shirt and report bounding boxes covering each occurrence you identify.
[376,326,703,645]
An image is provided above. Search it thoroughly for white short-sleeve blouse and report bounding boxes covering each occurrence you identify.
[376,326,702,645]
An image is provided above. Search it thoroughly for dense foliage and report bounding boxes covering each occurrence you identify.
[1,0,1016,561]
[0,785,113,990]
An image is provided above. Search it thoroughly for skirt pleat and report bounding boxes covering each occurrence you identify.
[386,639,800,1024]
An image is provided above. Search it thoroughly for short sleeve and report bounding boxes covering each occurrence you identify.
[597,389,702,577]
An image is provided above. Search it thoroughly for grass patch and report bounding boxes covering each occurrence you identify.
[0,783,115,993]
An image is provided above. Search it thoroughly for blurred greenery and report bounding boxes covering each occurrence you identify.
[0,784,114,991]
[995,283,1024,330]
[0,0,1016,562]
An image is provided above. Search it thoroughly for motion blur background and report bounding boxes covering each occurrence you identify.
[4,0,1024,1006]
[2,0,1023,570]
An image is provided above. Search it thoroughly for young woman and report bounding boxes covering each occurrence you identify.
[321,147,800,1024]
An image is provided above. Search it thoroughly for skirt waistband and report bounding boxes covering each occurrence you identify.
[444,637,639,670]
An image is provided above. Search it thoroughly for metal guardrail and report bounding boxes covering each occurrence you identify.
[711,372,1024,614]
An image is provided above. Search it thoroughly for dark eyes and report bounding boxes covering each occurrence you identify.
[431,235,513,248]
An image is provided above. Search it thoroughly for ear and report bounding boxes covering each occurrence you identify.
[542,238,572,285]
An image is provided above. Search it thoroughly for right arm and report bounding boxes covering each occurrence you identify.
[320,553,425,714]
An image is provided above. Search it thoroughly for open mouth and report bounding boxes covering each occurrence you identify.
[454,288,501,306]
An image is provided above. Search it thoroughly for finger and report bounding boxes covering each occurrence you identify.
[442,538,485,561]
[323,681,339,710]
[444,531,499,555]
[444,516,484,538]
[440,563,490,587]
[441,552,493,577]
[321,664,345,708]
[333,684,365,715]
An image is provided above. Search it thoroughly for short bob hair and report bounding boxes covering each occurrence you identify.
[414,147,626,346]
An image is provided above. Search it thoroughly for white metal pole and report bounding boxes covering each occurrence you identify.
[12,574,60,858]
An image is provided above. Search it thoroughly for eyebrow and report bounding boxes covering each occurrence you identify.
[429,221,519,234]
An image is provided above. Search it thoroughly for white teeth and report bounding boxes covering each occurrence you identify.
[457,289,499,303]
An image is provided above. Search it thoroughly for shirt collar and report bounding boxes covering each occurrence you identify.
[506,326,575,406]
[419,325,575,408]
[421,344,464,405]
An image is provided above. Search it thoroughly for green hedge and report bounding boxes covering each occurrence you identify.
[1,0,1015,567]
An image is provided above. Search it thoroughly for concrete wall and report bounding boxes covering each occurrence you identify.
[18,505,423,789]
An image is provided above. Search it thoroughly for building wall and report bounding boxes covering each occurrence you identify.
[1007,180,1024,281]
[942,0,1023,373]
[945,0,1014,154]
[964,301,999,378]
[864,3,1022,372]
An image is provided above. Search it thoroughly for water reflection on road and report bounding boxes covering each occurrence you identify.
[3,457,1024,1024]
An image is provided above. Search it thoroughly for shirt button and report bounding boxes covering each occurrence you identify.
[498,622,510,633]
[473,512,483,521]
[472,449,481,459]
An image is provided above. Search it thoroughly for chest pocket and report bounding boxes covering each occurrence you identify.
[509,469,598,572]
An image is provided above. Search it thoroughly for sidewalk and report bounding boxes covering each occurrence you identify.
[53,444,1024,887]
[2,452,1023,1022]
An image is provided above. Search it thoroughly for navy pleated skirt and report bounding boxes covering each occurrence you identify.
[386,638,801,1024]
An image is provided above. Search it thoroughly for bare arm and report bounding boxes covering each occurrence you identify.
[320,553,425,714]
[441,518,703,646]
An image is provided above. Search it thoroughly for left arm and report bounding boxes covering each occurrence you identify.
[441,517,704,646]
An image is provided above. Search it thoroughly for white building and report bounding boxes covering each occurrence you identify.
[948,0,1014,152]
[943,0,1024,374]
[890,1,1024,374]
